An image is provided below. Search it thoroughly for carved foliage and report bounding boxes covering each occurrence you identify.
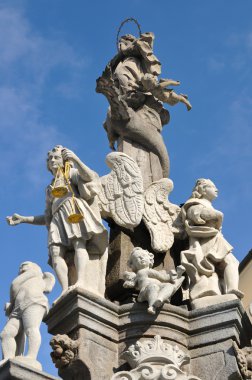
[143,178,183,252]
[233,341,252,379]
[111,336,202,380]
[50,334,79,369]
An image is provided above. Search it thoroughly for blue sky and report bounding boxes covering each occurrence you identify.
[0,0,252,376]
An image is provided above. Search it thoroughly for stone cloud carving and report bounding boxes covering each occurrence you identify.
[0,262,55,371]
[123,247,185,314]
[111,335,201,379]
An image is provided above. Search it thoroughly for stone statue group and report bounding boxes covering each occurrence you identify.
[0,29,243,373]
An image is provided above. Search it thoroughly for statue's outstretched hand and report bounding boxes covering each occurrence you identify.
[6,213,24,226]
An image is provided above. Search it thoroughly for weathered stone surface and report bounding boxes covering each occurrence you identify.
[191,293,237,310]
[45,289,252,380]
[0,359,59,380]
[190,341,243,380]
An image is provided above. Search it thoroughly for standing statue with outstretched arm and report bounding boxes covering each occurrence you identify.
[6,145,145,301]
[7,145,108,300]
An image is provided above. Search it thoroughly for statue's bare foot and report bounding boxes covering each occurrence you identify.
[68,282,85,291]
[153,298,163,309]
[147,306,156,315]
[52,289,69,306]
[186,102,192,111]
[228,289,244,299]
[0,359,8,367]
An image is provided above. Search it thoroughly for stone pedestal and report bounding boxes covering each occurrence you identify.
[0,359,59,380]
[45,288,252,380]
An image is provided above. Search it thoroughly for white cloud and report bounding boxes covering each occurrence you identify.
[0,5,88,188]
[207,56,225,71]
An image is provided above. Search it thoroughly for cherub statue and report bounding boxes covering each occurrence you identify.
[181,178,243,303]
[0,262,55,370]
[7,146,144,301]
[141,73,192,111]
[123,247,185,314]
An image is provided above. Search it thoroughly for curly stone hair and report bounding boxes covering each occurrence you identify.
[191,178,215,199]
[128,247,154,271]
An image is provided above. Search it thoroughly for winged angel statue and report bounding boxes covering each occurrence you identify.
[7,146,144,300]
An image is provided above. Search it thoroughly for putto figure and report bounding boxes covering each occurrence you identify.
[123,247,185,314]
[181,178,243,305]
[141,74,192,111]
[7,146,144,300]
[0,262,55,370]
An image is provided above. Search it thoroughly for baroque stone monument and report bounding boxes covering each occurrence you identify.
[1,18,251,380]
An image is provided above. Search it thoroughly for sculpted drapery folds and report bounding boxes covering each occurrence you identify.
[180,179,243,302]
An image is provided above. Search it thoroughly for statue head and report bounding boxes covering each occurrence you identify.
[47,145,64,174]
[128,247,154,272]
[118,34,136,53]
[19,261,42,275]
[192,178,218,201]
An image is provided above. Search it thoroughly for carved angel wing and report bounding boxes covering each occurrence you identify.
[43,272,56,293]
[98,152,144,229]
[143,178,183,253]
